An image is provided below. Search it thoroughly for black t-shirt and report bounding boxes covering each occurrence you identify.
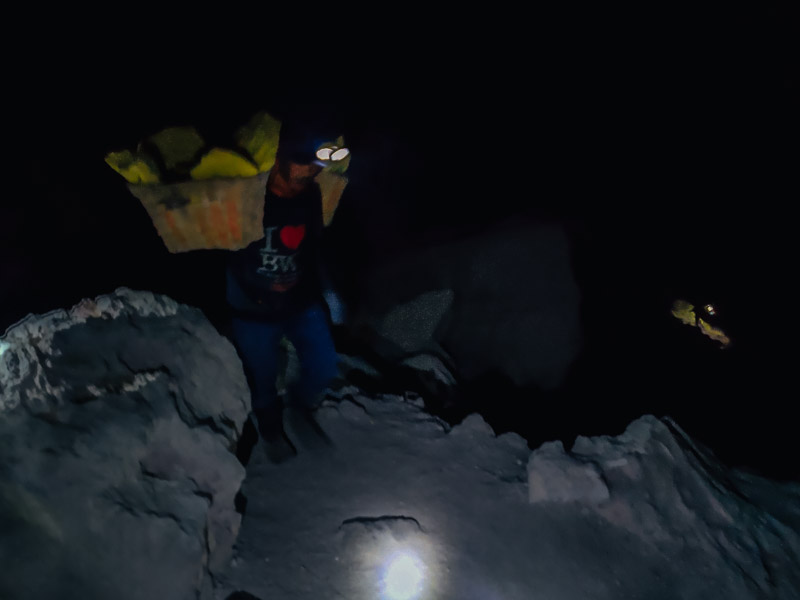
[225,183,325,320]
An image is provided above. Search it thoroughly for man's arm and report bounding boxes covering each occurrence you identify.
[313,191,346,324]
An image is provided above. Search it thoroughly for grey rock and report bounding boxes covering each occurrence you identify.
[0,287,180,413]
[400,353,457,387]
[212,386,799,600]
[440,220,581,390]
[0,288,250,600]
[349,217,582,392]
[376,289,454,356]
[528,414,800,599]
[449,412,496,439]
[527,441,610,504]
[334,352,383,381]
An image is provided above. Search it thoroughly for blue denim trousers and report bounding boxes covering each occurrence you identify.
[230,302,339,412]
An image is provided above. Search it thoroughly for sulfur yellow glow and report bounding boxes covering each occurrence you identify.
[670,300,696,326]
[383,551,425,600]
[697,318,731,348]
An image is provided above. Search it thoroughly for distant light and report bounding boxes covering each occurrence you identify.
[331,147,350,161]
[704,304,716,316]
[382,551,425,600]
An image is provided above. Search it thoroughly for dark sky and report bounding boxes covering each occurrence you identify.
[3,11,796,478]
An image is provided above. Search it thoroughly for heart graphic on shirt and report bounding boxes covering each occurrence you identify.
[280,225,306,250]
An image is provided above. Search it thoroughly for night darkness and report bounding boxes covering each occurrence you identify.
[3,11,796,481]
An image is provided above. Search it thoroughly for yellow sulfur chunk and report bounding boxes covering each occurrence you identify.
[190,148,259,180]
[670,299,696,326]
[235,111,281,172]
[697,318,731,349]
[148,126,205,171]
[104,150,161,184]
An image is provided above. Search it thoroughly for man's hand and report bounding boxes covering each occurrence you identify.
[270,281,297,292]
[323,288,346,325]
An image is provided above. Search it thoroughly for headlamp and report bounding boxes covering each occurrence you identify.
[316,146,350,163]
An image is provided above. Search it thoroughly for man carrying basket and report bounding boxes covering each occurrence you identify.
[107,110,348,464]
[225,118,342,464]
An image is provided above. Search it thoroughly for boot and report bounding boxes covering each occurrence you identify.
[284,399,334,454]
[253,405,297,464]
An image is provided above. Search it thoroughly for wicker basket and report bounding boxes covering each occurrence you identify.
[127,171,269,253]
[316,170,349,227]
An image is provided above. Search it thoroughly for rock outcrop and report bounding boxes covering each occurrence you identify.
[528,415,800,599]
[0,288,251,600]
[347,216,582,397]
[215,384,800,599]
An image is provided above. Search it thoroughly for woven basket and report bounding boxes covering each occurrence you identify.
[127,172,269,253]
[316,170,349,227]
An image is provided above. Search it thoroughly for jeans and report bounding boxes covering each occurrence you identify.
[230,302,339,412]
